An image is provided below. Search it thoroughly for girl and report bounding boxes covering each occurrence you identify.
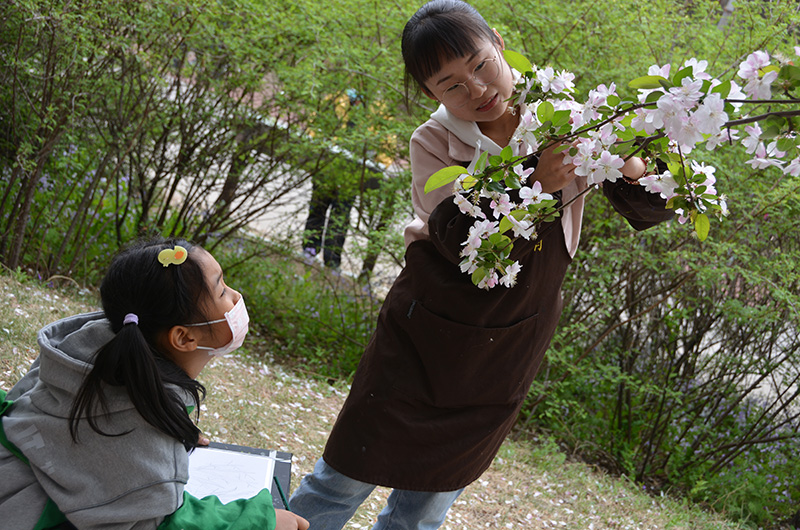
[0,237,309,530]
[289,1,673,529]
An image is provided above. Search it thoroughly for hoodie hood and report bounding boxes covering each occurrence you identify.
[1,312,192,527]
[27,311,135,417]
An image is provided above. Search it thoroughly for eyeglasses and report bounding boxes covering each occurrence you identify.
[438,55,501,108]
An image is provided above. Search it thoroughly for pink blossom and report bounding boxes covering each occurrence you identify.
[507,215,536,239]
[684,58,712,80]
[741,124,762,154]
[745,142,785,170]
[512,162,534,184]
[563,138,596,177]
[589,150,624,185]
[453,193,485,219]
[552,70,575,94]
[511,111,541,151]
[536,66,556,92]
[589,123,618,149]
[459,250,479,273]
[654,95,687,133]
[668,115,704,151]
[743,70,778,100]
[693,93,728,135]
[669,77,704,107]
[784,157,800,177]
[477,269,499,290]
[639,171,679,199]
[725,80,747,110]
[690,161,717,192]
[514,76,537,107]
[490,193,514,219]
[737,51,770,80]
[519,180,552,206]
[499,261,522,288]
[705,128,739,151]
[648,64,671,78]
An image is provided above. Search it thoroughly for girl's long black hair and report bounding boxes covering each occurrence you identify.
[69,237,212,451]
[401,0,501,97]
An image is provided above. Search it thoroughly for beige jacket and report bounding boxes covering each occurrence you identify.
[404,104,587,258]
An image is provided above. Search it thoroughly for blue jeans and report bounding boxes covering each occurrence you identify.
[289,458,464,530]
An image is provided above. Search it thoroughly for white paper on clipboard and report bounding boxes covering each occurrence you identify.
[186,445,277,504]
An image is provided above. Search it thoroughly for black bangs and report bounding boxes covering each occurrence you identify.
[402,0,499,95]
[403,15,485,87]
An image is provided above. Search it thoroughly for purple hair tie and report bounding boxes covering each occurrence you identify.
[123,313,139,326]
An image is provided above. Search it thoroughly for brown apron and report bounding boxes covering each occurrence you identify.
[323,193,572,492]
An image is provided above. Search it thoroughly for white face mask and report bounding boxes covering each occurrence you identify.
[188,296,250,357]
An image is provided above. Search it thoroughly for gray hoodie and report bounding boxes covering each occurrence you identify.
[0,312,192,530]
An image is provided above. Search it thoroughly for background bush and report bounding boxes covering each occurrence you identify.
[2,0,799,526]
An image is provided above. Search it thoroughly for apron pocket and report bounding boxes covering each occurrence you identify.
[393,300,544,407]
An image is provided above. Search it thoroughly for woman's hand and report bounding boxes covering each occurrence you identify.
[531,142,578,193]
[621,156,647,182]
[275,509,310,530]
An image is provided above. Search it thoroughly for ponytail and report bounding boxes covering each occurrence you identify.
[69,238,210,451]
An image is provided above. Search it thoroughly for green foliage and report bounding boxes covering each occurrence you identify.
[2,1,800,526]
[523,142,800,526]
[218,238,382,379]
[1,0,416,279]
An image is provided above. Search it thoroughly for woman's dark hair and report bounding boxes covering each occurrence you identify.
[401,0,500,97]
[69,237,212,451]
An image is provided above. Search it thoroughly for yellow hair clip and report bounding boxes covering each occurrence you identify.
[158,245,188,267]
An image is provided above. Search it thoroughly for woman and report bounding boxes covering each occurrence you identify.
[290,2,672,528]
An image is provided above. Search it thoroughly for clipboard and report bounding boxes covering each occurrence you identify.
[186,441,292,509]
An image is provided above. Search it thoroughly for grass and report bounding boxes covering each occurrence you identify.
[0,270,765,530]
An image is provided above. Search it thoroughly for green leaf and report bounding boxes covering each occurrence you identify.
[424,166,467,194]
[499,210,528,234]
[488,232,511,248]
[776,136,797,152]
[537,100,555,123]
[554,144,571,154]
[672,66,693,86]
[644,90,664,104]
[503,49,533,74]
[504,174,522,189]
[779,64,800,82]
[711,80,731,98]
[552,109,571,127]
[487,180,506,193]
[475,151,489,173]
[629,75,670,90]
[500,145,513,162]
[667,160,684,178]
[471,267,487,286]
[761,115,786,139]
[694,213,710,241]
[606,94,620,107]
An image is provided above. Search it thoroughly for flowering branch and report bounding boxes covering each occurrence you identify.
[425,47,800,289]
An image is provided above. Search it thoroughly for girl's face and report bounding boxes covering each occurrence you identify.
[193,248,239,349]
[424,37,515,124]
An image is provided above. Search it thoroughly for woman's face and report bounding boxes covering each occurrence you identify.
[424,37,515,124]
